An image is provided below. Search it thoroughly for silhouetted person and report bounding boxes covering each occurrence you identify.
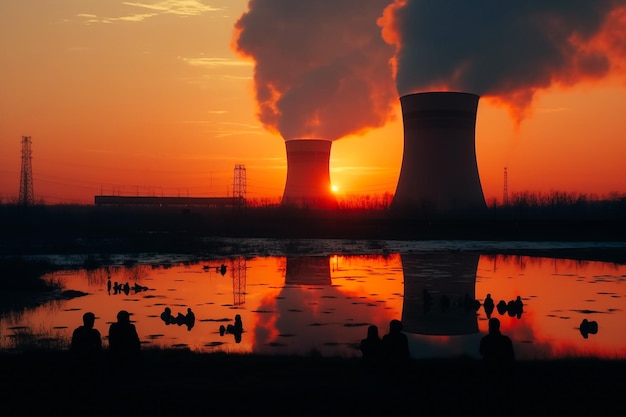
[496,300,508,315]
[174,311,187,326]
[185,307,195,331]
[479,318,516,412]
[108,310,141,368]
[107,278,112,294]
[219,264,227,276]
[479,317,515,375]
[71,312,102,361]
[123,282,130,295]
[160,307,174,325]
[220,314,243,343]
[227,314,243,334]
[506,299,518,317]
[579,319,599,339]
[483,293,495,318]
[381,319,410,377]
[360,325,383,374]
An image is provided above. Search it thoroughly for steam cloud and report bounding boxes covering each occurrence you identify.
[379,0,626,124]
[232,0,396,141]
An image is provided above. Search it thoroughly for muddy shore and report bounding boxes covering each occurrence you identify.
[1,348,624,416]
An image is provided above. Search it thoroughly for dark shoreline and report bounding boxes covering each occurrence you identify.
[2,348,624,416]
[3,235,626,265]
[2,203,626,254]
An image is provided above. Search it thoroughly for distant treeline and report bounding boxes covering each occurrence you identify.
[249,190,626,220]
[1,191,625,254]
[493,190,626,220]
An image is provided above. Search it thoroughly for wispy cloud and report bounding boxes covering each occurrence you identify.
[77,13,105,24]
[79,1,221,24]
[180,57,253,68]
[212,122,265,138]
[182,119,264,138]
[112,13,158,22]
[213,125,265,138]
[122,1,221,16]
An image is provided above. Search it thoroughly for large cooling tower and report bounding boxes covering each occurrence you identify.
[391,91,487,215]
[281,139,337,209]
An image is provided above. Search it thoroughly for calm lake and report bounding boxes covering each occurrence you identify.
[3,239,626,360]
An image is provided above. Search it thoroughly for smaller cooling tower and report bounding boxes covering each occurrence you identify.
[281,139,337,209]
[391,91,487,216]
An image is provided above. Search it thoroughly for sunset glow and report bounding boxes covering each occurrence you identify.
[1,1,625,205]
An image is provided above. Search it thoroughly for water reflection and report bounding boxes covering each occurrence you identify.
[579,318,599,339]
[401,252,480,336]
[2,252,626,360]
[253,255,401,357]
[220,314,244,343]
[160,307,195,330]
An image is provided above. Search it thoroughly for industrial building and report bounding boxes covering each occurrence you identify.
[94,195,243,208]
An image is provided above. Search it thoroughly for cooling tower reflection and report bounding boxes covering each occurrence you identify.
[401,252,480,336]
[253,255,402,357]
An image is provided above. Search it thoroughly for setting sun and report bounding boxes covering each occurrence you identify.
[331,185,339,193]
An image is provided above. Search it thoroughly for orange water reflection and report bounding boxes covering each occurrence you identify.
[2,253,625,360]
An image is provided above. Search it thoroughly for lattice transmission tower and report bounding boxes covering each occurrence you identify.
[232,164,246,208]
[503,166,509,206]
[19,136,35,206]
[230,256,247,306]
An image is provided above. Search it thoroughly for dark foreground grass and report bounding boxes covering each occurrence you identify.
[1,348,625,416]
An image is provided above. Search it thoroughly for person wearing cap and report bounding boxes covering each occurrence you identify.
[108,310,141,367]
[70,312,102,359]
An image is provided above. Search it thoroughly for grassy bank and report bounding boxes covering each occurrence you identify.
[1,348,624,416]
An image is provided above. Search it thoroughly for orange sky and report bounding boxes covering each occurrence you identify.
[1,1,625,205]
